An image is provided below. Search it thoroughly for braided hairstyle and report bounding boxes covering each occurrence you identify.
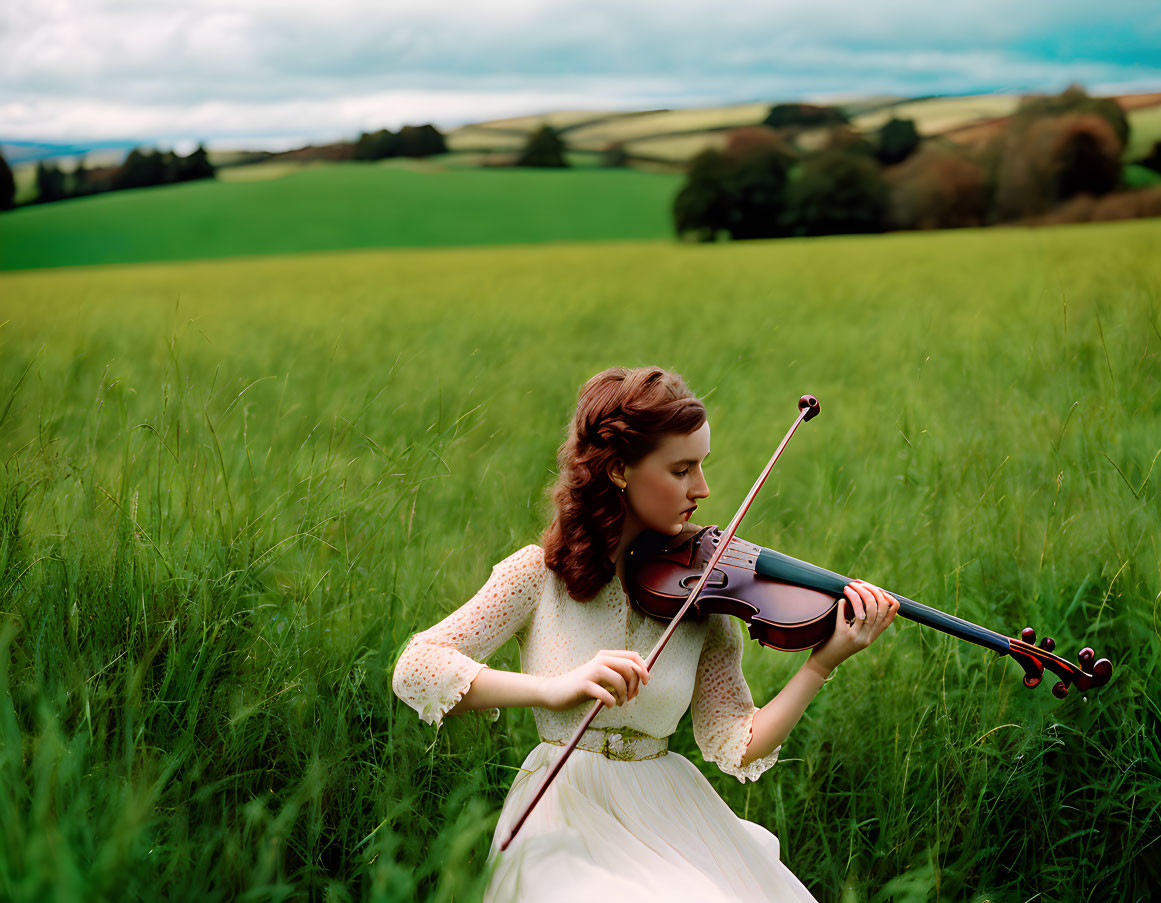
[541,366,706,602]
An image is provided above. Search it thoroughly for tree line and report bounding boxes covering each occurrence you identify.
[353,124,447,160]
[0,122,452,210]
[0,144,215,210]
[672,85,1161,240]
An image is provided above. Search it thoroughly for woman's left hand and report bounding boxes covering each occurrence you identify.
[807,579,900,677]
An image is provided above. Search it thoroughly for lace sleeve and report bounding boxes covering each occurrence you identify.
[690,613,780,783]
[391,544,545,728]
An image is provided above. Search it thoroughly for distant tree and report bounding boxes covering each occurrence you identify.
[763,103,849,130]
[114,148,166,191]
[673,149,732,240]
[355,129,401,160]
[69,158,90,197]
[876,117,921,166]
[783,150,889,236]
[1016,82,1129,150]
[722,146,793,239]
[673,136,794,241]
[992,112,1122,221]
[36,161,66,203]
[103,145,212,191]
[77,164,117,196]
[1049,114,1123,199]
[355,131,376,160]
[517,125,568,167]
[0,150,14,210]
[397,124,447,158]
[886,146,986,230]
[177,144,215,181]
[159,150,182,184]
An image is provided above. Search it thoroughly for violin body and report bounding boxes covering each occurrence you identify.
[626,523,1113,698]
[626,525,849,651]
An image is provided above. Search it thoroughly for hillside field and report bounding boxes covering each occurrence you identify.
[0,218,1158,901]
[445,92,1161,163]
[0,163,681,271]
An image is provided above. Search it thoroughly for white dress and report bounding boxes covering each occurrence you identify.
[392,544,819,903]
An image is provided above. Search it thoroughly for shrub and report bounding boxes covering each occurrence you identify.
[886,146,987,230]
[1032,185,1161,225]
[1092,185,1161,220]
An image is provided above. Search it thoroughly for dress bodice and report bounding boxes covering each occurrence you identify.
[391,544,780,782]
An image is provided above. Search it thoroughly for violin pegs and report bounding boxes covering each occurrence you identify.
[1078,647,1094,669]
[1052,681,1069,699]
[1039,636,1056,652]
[1092,658,1113,684]
[1021,627,1037,645]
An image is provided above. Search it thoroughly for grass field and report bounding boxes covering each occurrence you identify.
[0,164,682,271]
[1,218,1159,902]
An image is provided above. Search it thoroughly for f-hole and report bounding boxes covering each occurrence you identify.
[680,569,727,590]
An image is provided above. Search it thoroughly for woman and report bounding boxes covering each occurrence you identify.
[392,366,899,902]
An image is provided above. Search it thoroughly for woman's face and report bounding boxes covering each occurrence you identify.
[620,422,711,535]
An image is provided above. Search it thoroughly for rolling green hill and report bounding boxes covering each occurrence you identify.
[0,162,682,271]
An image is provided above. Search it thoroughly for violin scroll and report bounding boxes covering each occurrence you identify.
[1007,627,1112,698]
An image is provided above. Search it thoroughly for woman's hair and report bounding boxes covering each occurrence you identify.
[541,366,706,602]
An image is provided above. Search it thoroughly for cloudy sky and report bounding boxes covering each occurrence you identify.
[3,0,1159,150]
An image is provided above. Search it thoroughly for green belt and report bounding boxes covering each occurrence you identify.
[543,726,669,761]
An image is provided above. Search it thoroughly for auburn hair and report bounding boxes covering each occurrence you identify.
[540,366,706,602]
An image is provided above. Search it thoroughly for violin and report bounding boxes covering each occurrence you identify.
[626,523,1113,699]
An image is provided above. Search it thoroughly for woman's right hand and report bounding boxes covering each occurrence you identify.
[537,650,651,711]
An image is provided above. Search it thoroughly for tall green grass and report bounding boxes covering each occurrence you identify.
[0,220,1158,901]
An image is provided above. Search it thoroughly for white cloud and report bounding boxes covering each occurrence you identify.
[1,0,1158,145]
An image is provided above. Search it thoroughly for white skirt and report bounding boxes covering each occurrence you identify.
[483,741,819,903]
